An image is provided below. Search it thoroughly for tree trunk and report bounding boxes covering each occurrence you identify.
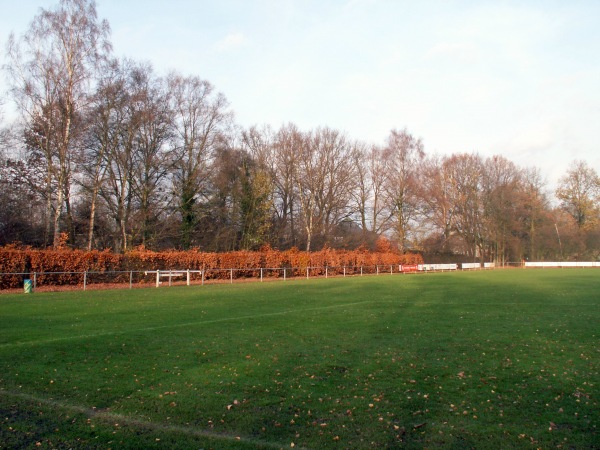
[120,217,128,252]
[52,184,64,248]
[87,185,100,251]
[64,189,74,247]
[45,184,53,247]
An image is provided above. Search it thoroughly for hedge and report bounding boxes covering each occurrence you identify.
[0,245,423,289]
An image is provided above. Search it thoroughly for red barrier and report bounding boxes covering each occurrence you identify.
[401,264,419,273]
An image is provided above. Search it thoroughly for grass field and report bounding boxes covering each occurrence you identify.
[0,269,598,449]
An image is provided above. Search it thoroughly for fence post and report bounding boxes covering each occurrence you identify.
[187,269,190,286]
[343,266,346,277]
[390,265,393,275]
[83,271,87,291]
[306,267,309,279]
[260,268,263,282]
[361,266,363,276]
[156,270,160,288]
[230,269,233,284]
[201,270,205,285]
[283,268,286,281]
[377,265,379,275]
[325,267,328,278]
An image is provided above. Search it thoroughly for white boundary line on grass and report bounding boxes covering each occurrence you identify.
[2,298,596,349]
[0,300,375,348]
[0,389,299,449]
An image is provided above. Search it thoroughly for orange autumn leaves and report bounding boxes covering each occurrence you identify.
[0,243,422,289]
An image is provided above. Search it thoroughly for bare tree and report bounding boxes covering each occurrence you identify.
[5,0,111,247]
[556,160,600,230]
[128,68,173,248]
[312,128,357,246]
[292,129,318,251]
[0,100,9,153]
[97,60,160,252]
[419,154,456,253]
[205,145,245,251]
[445,153,485,260]
[240,125,277,249]
[481,155,523,264]
[518,167,548,260]
[237,155,273,250]
[0,104,46,245]
[350,142,370,238]
[291,127,357,251]
[382,128,425,252]
[367,145,393,237]
[168,72,232,249]
[79,58,124,249]
[350,141,392,246]
[271,124,303,247]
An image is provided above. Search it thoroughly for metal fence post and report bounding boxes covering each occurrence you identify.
[0,259,501,292]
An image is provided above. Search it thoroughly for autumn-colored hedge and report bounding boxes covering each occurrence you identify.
[0,245,423,289]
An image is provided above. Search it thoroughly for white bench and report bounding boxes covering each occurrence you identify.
[145,270,202,287]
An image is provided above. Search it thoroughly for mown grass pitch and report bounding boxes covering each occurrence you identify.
[0,269,598,449]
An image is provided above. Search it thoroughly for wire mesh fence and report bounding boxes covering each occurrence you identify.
[0,262,499,293]
[2,261,595,293]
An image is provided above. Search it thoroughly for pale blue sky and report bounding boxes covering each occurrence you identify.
[2,0,599,189]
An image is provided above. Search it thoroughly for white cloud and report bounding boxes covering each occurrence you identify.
[215,32,249,52]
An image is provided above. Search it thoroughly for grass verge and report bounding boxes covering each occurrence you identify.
[0,269,598,448]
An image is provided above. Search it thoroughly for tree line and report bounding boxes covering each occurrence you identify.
[1,0,598,262]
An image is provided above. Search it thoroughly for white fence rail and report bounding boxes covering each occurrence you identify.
[524,261,599,268]
[420,263,458,271]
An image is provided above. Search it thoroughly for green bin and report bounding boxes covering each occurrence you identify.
[24,279,33,294]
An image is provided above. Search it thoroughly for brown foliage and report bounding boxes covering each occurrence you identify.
[0,246,423,288]
[375,236,393,253]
